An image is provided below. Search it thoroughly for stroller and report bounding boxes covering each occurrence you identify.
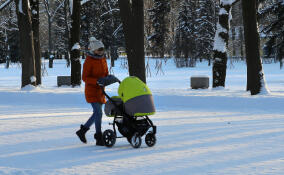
[97,75,157,148]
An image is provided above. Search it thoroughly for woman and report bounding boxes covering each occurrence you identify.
[76,37,108,146]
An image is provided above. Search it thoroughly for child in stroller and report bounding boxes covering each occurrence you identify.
[97,75,157,148]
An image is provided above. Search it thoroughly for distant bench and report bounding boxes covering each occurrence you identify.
[57,76,71,87]
[190,76,209,89]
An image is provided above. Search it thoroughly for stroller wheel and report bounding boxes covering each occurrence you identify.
[102,129,116,147]
[130,132,142,148]
[145,133,156,147]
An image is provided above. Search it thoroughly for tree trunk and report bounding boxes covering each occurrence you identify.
[30,0,41,85]
[241,0,265,95]
[48,16,53,68]
[212,3,232,88]
[16,0,36,88]
[64,0,70,67]
[118,0,146,83]
[70,0,81,86]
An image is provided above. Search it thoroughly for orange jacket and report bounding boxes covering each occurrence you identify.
[82,55,108,103]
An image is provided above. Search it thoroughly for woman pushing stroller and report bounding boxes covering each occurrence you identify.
[76,37,108,146]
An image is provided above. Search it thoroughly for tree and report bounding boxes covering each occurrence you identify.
[81,0,124,66]
[30,0,41,85]
[15,0,36,88]
[242,0,267,95]
[100,0,124,66]
[43,0,54,68]
[118,0,146,83]
[70,0,81,86]
[148,0,170,58]
[54,0,71,66]
[43,0,66,68]
[259,0,284,62]
[195,0,216,61]
[212,0,235,88]
[174,0,197,59]
[0,1,19,65]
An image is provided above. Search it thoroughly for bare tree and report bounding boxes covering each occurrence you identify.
[118,0,146,83]
[212,0,239,88]
[70,0,81,86]
[30,0,41,85]
[43,0,65,68]
[15,0,36,88]
[242,0,267,95]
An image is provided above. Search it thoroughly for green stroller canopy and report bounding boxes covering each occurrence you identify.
[118,76,155,116]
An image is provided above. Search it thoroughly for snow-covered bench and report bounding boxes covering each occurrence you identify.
[190,76,209,89]
[57,76,71,87]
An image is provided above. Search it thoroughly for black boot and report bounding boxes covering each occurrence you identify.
[76,125,89,143]
[94,132,104,146]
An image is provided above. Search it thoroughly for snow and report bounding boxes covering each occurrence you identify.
[18,0,23,14]
[213,23,227,53]
[0,58,284,174]
[0,0,11,11]
[219,8,228,15]
[221,0,236,6]
[30,75,36,83]
[69,0,73,15]
[21,84,37,91]
[81,0,90,5]
[71,43,81,50]
[32,9,37,15]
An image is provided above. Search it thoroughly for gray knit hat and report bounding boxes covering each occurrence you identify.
[88,37,104,51]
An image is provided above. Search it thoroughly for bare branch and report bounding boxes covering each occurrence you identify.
[0,0,12,12]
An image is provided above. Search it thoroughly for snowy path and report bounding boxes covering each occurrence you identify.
[1,59,284,174]
[1,93,284,175]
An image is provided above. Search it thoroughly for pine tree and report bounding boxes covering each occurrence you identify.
[0,1,19,64]
[195,0,216,61]
[259,0,284,61]
[174,0,197,59]
[81,0,124,65]
[81,0,102,49]
[100,0,124,64]
[54,0,71,66]
[148,0,170,58]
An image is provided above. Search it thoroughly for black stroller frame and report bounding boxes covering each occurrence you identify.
[98,77,157,148]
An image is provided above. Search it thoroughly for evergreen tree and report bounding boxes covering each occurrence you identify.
[81,0,124,64]
[100,0,124,63]
[259,0,284,61]
[195,0,216,60]
[54,0,71,65]
[148,0,170,58]
[81,0,102,50]
[174,0,197,59]
[0,1,19,64]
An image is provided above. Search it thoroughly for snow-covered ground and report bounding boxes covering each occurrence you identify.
[0,58,284,175]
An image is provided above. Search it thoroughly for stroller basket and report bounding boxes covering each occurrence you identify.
[104,96,123,117]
